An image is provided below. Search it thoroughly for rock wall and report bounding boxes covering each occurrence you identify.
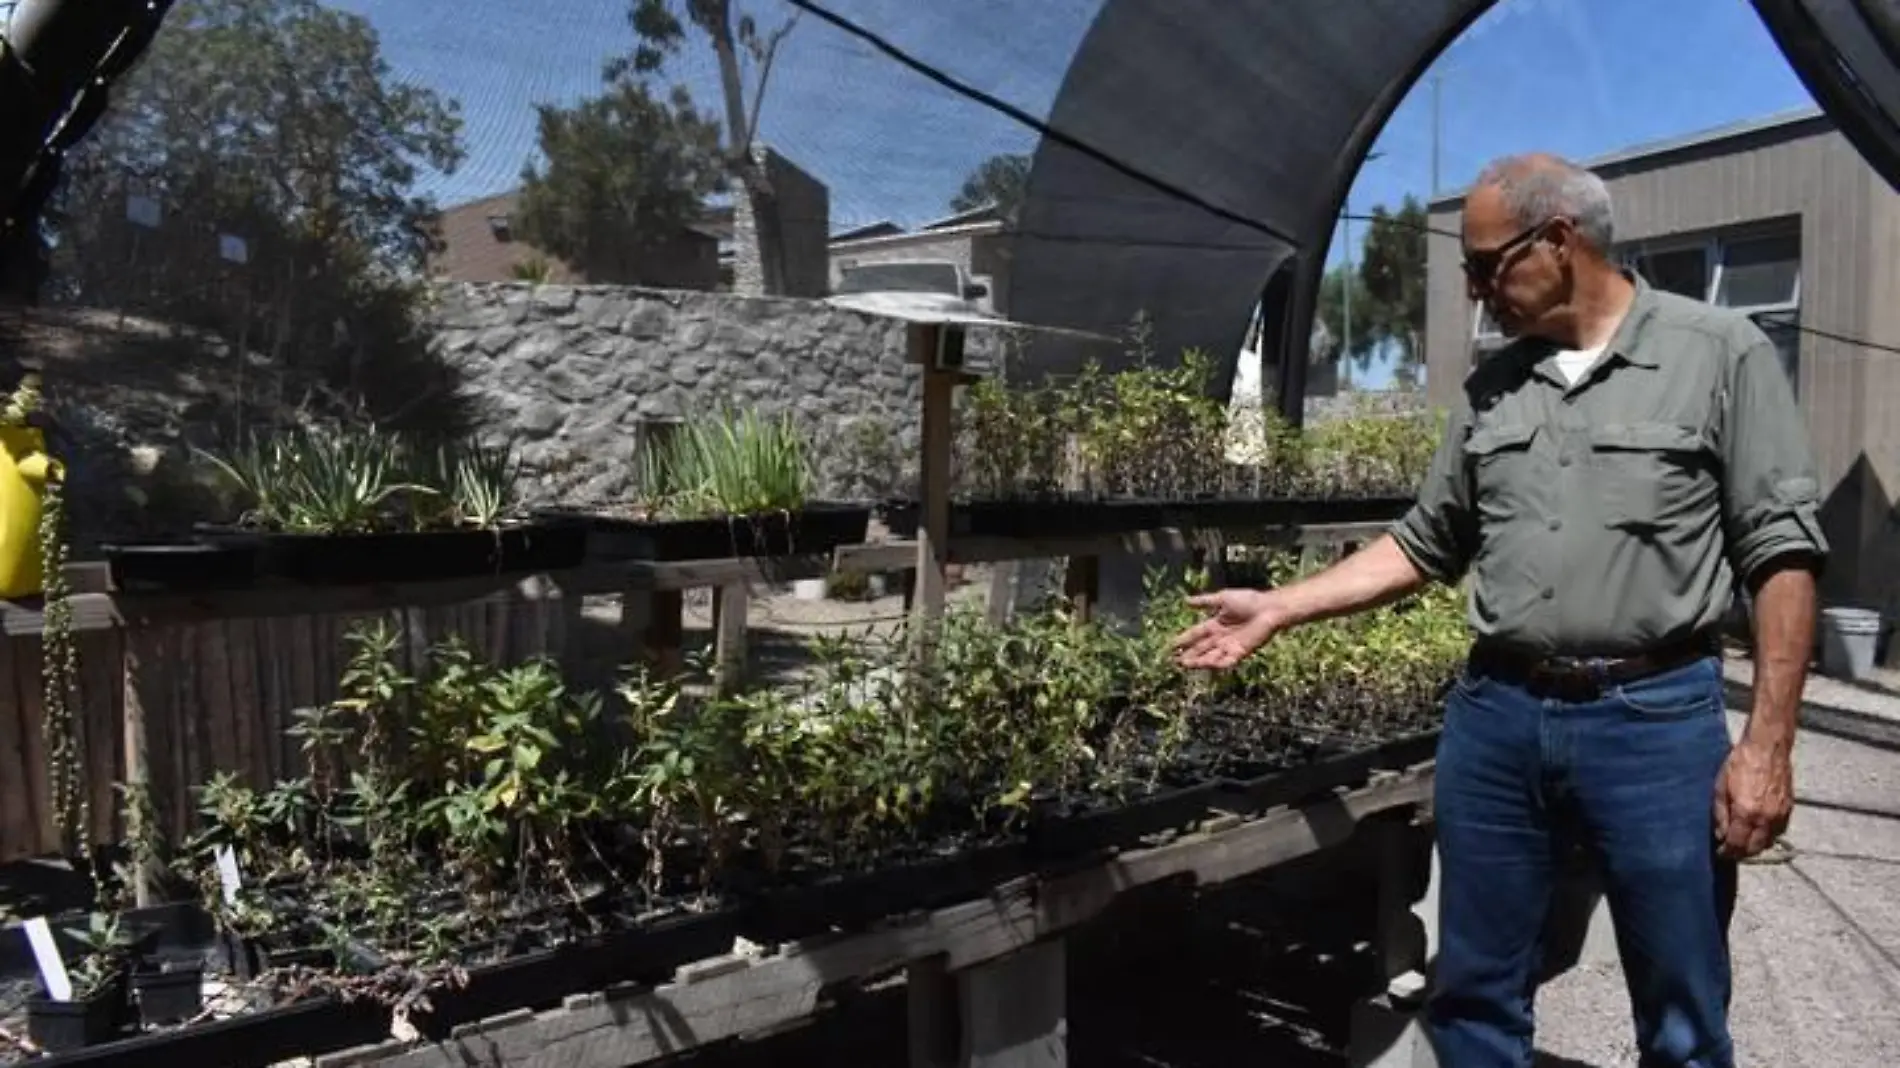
[434,283,1046,506]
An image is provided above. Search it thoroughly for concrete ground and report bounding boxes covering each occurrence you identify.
[1532,698,1900,1065]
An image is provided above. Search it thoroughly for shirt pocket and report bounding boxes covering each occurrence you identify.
[1587,421,1715,532]
[1461,423,1538,523]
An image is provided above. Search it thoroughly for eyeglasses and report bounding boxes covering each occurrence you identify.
[1461,217,1565,285]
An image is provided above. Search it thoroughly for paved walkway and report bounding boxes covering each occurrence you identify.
[1532,705,1900,1066]
[1722,650,1900,744]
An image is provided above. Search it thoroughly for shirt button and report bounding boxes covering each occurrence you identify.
[1541,588,1555,600]
[1548,518,1562,531]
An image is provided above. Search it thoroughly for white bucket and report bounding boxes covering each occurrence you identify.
[1819,606,1882,681]
[791,578,828,602]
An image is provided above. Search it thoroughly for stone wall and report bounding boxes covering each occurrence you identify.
[432,282,1113,506]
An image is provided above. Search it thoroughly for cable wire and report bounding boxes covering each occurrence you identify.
[777,4,1900,363]
[1331,213,1900,356]
[781,0,1302,248]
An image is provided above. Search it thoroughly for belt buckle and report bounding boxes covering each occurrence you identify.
[1538,655,1610,700]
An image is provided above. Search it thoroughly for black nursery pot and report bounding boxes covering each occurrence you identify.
[27,974,129,1052]
[218,929,335,982]
[536,502,871,562]
[134,955,205,1025]
[197,520,584,586]
[102,538,260,593]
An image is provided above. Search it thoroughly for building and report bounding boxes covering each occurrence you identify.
[1424,106,1900,611]
[428,190,723,290]
[827,204,1012,314]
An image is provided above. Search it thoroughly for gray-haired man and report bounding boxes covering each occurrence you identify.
[1173,153,1825,1067]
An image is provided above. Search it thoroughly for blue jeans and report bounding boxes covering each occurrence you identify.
[1425,655,1740,1068]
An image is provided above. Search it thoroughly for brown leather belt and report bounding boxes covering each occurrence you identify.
[1466,631,1721,702]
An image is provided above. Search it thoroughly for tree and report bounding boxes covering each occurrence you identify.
[515,82,724,285]
[1354,195,1428,374]
[611,0,799,295]
[49,0,466,423]
[950,153,1030,224]
[1314,263,1376,367]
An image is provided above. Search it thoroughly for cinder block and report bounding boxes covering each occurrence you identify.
[1347,996,1439,1068]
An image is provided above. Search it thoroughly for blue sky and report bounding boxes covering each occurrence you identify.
[328,0,1819,386]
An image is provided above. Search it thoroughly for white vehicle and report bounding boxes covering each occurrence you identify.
[825,260,999,322]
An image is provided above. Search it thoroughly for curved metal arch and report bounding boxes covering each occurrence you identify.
[1002,0,1900,424]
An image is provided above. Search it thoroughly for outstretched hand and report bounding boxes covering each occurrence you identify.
[1171,589,1287,670]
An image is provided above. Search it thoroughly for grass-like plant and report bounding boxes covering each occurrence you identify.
[646,408,811,520]
[200,425,524,534]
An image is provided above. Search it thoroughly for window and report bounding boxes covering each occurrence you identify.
[1715,233,1800,310]
[1617,227,1803,395]
[1630,245,1710,300]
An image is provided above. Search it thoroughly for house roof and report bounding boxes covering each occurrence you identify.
[1427,105,1832,209]
[919,203,1003,230]
[831,220,905,242]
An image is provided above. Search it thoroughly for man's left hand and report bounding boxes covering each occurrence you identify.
[1713,737,1794,860]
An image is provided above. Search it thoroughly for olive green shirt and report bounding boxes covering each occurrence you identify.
[1391,275,1829,656]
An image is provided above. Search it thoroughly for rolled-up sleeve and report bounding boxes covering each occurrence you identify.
[1722,331,1829,581]
[1390,398,1477,583]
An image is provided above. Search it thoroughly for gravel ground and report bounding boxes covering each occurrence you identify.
[1531,709,1900,1067]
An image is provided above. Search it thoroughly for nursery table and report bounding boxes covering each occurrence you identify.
[292,760,1440,1068]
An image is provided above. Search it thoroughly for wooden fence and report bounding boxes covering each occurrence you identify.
[0,594,567,864]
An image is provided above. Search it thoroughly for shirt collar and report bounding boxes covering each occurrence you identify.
[1518,269,1659,385]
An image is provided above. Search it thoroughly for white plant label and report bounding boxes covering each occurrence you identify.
[24,917,72,1002]
[215,844,243,905]
[218,233,248,264]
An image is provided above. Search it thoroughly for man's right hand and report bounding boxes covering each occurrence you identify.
[1170,589,1289,670]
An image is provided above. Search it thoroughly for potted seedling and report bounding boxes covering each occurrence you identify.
[538,407,870,562]
[26,913,137,1051]
[110,424,587,589]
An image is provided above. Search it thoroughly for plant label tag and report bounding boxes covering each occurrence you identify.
[24,917,72,1001]
[215,845,243,905]
[218,233,249,264]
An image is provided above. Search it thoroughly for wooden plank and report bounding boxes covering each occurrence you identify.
[260,618,291,781]
[227,620,263,788]
[119,629,154,904]
[329,767,1434,1068]
[15,636,55,854]
[1,523,1388,641]
[132,630,179,850]
[640,590,684,678]
[712,584,748,693]
[911,325,956,654]
[174,625,203,830]
[78,630,121,848]
[197,624,240,782]
[834,541,919,575]
[0,636,38,860]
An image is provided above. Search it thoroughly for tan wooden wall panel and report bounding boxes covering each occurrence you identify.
[0,601,563,863]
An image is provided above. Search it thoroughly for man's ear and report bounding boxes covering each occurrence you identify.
[1546,219,1574,266]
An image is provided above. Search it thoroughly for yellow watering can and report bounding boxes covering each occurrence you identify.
[0,426,62,599]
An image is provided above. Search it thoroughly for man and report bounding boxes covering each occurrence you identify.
[1172,153,1824,1068]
